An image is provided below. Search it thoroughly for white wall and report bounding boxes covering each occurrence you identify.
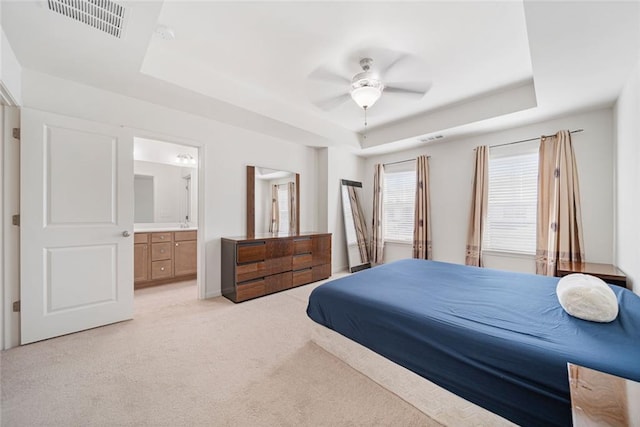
[20,70,322,301]
[362,108,615,273]
[614,59,640,295]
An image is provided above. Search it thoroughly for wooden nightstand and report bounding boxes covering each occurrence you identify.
[557,261,627,288]
[568,363,640,427]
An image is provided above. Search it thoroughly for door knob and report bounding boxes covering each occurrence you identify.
[122,231,131,237]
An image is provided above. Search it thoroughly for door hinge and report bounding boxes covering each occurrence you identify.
[12,128,20,140]
[13,301,20,312]
[12,214,20,226]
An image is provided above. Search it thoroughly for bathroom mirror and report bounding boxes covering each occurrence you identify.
[341,179,371,272]
[134,160,197,224]
[247,165,299,237]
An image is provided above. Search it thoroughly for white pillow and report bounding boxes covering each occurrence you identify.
[556,273,619,323]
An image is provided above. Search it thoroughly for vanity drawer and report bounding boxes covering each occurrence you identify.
[151,242,172,261]
[151,260,173,280]
[175,230,197,241]
[237,242,266,264]
[151,232,172,243]
[236,279,265,302]
[293,238,312,255]
[292,253,312,270]
[292,268,313,287]
[236,261,267,283]
[134,233,149,244]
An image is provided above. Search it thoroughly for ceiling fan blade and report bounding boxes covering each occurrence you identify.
[380,53,411,79]
[308,67,351,86]
[313,93,351,111]
[385,82,432,97]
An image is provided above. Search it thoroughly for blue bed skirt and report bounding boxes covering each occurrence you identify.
[306,259,640,426]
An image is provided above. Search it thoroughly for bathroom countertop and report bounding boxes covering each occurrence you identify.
[134,225,198,233]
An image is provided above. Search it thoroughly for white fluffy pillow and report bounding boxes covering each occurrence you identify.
[556,273,619,323]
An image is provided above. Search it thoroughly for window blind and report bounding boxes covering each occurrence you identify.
[484,143,538,254]
[384,166,416,242]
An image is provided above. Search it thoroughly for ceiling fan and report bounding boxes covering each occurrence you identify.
[308,54,432,115]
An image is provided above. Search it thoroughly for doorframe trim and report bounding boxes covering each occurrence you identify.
[129,130,207,300]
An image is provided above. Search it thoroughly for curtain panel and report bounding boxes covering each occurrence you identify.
[371,163,385,264]
[287,182,296,233]
[413,155,432,260]
[465,146,488,267]
[269,184,279,233]
[536,130,584,276]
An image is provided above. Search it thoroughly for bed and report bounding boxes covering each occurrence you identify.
[306,259,640,427]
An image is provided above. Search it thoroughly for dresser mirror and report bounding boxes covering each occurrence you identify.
[247,165,300,237]
[341,179,371,272]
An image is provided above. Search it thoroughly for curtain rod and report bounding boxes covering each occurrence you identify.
[384,156,430,167]
[490,129,584,149]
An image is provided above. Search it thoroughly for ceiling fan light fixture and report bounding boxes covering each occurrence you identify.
[350,82,383,109]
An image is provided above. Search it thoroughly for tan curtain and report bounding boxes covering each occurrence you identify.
[269,184,279,233]
[465,146,488,267]
[288,181,296,233]
[347,185,370,263]
[413,155,432,260]
[536,130,584,276]
[371,163,385,264]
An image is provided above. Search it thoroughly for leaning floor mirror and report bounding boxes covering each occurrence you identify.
[341,179,371,273]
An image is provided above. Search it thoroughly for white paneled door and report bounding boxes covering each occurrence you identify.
[20,109,134,344]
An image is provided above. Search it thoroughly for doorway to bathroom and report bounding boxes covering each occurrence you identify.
[132,137,200,300]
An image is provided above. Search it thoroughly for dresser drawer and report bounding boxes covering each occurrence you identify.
[312,264,331,282]
[293,238,312,255]
[236,279,265,302]
[292,268,313,287]
[267,239,293,258]
[236,261,267,283]
[151,242,172,261]
[151,232,172,243]
[151,260,173,280]
[175,230,197,241]
[265,271,292,294]
[134,233,149,244]
[237,242,266,263]
[267,256,292,275]
[292,253,312,270]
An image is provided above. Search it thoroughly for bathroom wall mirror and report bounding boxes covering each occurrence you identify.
[134,160,197,224]
[247,165,300,237]
[341,179,371,272]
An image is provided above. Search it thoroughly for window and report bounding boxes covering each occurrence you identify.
[484,142,538,254]
[383,162,416,242]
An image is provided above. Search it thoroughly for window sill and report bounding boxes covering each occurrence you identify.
[482,250,535,260]
[384,239,412,245]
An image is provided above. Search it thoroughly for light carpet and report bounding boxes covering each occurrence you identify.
[1,279,442,426]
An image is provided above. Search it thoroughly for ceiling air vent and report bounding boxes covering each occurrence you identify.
[47,0,126,38]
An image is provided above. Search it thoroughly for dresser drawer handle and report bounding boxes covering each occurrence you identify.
[160,236,165,240]
[175,243,179,247]
[160,249,165,253]
[160,267,165,271]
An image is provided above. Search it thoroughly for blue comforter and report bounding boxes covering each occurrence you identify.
[306,259,640,427]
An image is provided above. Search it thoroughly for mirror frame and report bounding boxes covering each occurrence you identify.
[247,165,300,237]
[341,179,371,273]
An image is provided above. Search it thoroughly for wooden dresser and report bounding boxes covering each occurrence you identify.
[221,233,331,302]
[134,230,197,289]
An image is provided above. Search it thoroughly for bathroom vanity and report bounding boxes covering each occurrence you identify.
[134,227,197,289]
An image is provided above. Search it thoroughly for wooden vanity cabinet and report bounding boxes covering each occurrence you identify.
[221,233,331,303]
[134,230,197,289]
